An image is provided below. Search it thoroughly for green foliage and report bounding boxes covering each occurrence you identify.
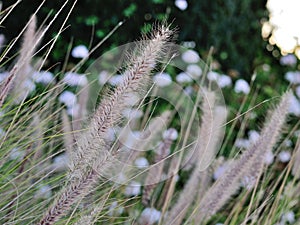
[1,0,270,79]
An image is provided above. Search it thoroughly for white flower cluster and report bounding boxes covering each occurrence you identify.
[274,211,295,225]
[108,74,123,86]
[58,91,80,117]
[153,72,172,87]
[108,201,124,216]
[278,150,291,163]
[234,79,250,94]
[138,207,161,225]
[174,0,188,11]
[285,71,300,84]
[134,157,149,169]
[186,64,202,78]
[98,70,110,85]
[207,71,232,89]
[52,153,69,172]
[124,181,141,197]
[122,108,143,120]
[71,45,89,59]
[182,50,199,64]
[234,130,260,149]
[176,72,193,84]
[162,128,178,140]
[0,71,9,83]
[9,147,25,161]
[32,70,54,85]
[283,72,300,117]
[63,72,88,87]
[234,130,276,166]
[35,185,52,199]
[213,161,230,180]
[288,93,300,117]
[280,54,297,67]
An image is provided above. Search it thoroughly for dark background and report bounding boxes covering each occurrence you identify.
[1,0,275,79]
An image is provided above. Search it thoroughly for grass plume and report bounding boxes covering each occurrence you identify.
[38,24,173,225]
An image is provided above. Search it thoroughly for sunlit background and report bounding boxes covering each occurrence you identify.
[263,0,300,58]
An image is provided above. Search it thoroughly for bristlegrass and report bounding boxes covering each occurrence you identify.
[38,24,173,225]
[195,91,291,223]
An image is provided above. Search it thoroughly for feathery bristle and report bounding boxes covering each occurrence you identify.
[38,25,173,225]
[195,91,291,222]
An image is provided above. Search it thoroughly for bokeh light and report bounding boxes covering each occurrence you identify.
[263,0,300,57]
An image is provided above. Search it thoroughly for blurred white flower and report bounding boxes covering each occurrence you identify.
[139,208,161,225]
[116,172,127,183]
[35,185,52,199]
[175,0,188,11]
[181,50,200,64]
[295,86,300,98]
[207,71,232,88]
[235,131,260,150]
[176,72,193,83]
[288,94,300,116]
[234,79,250,94]
[0,128,5,138]
[281,211,295,224]
[63,72,88,86]
[32,71,54,85]
[264,151,274,165]
[52,153,69,171]
[155,140,171,156]
[124,181,141,196]
[218,74,232,88]
[234,138,250,149]
[175,174,180,182]
[184,86,194,95]
[280,54,297,66]
[207,71,219,81]
[23,79,36,93]
[248,130,260,143]
[104,127,118,142]
[14,79,36,103]
[285,71,300,84]
[284,139,293,147]
[295,129,300,137]
[9,147,25,161]
[120,130,141,149]
[262,64,271,72]
[108,201,124,216]
[278,151,291,163]
[122,108,143,119]
[67,103,80,117]
[249,112,257,120]
[186,64,202,78]
[153,72,172,87]
[0,71,8,83]
[175,0,188,10]
[134,157,149,169]
[108,74,123,86]
[98,70,110,85]
[59,91,77,108]
[163,128,178,140]
[182,41,196,48]
[71,45,89,58]
[213,162,230,180]
[123,93,140,106]
[0,34,5,47]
